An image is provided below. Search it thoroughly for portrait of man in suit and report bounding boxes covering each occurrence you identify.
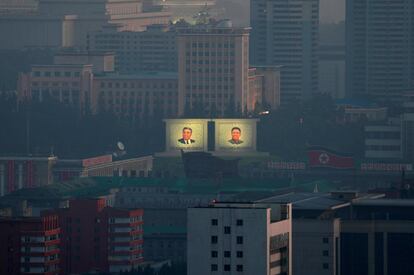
[228,127,243,145]
[178,127,196,144]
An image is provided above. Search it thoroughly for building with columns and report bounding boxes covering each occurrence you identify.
[0,156,57,197]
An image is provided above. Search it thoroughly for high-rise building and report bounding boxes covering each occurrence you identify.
[402,93,414,162]
[187,202,292,275]
[50,198,144,274]
[176,21,251,116]
[318,45,345,99]
[250,0,319,104]
[0,214,60,275]
[346,0,414,102]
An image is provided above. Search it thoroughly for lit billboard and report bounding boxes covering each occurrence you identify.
[214,119,258,152]
[164,119,208,152]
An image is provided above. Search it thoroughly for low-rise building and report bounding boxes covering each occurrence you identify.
[91,72,178,118]
[17,64,94,112]
[364,119,402,160]
[53,154,153,181]
[0,156,57,197]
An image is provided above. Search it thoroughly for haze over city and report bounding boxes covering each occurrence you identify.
[0,0,413,275]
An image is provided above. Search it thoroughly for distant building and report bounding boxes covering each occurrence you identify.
[318,45,345,99]
[91,72,178,118]
[0,213,60,275]
[187,201,292,275]
[250,0,319,104]
[54,154,154,181]
[402,93,414,162]
[248,66,282,111]
[364,119,402,160]
[49,198,144,273]
[346,0,414,102]
[17,64,94,112]
[87,24,177,74]
[53,51,115,74]
[0,156,57,197]
[114,185,234,263]
[341,198,414,275]
[176,21,251,116]
[0,0,171,49]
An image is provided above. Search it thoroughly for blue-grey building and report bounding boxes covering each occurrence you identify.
[346,0,414,103]
[250,0,319,105]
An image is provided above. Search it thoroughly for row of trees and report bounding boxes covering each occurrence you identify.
[0,93,365,159]
[0,94,164,158]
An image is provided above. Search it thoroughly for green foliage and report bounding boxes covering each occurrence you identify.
[0,94,164,157]
[258,94,365,159]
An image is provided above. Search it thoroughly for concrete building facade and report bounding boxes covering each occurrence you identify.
[318,45,345,99]
[176,22,251,116]
[17,64,94,112]
[250,0,319,104]
[87,24,177,74]
[91,72,178,118]
[364,121,402,160]
[0,214,60,275]
[50,198,144,273]
[0,0,171,50]
[0,156,57,197]
[346,0,414,102]
[187,202,292,275]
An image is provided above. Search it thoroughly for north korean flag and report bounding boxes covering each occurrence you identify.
[307,146,355,169]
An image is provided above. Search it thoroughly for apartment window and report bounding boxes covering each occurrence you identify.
[211,251,218,258]
[224,264,231,271]
[211,219,218,226]
[236,265,243,272]
[211,236,218,244]
[224,226,231,234]
[236,219,243,226]
[64,72,71,77]
[211,264,218,271]
[224,251,231,258]
[237,236,243,244]
[323,263,329,269]
[323,250,329,256]
[237,251,243,258]
[323,237,329,244]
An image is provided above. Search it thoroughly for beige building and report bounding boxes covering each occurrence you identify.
[91,72,178,118]
[248,66,281,111]
[0,0,171,50]
[177,22,251,116]
[187,202,292,275]
[17,64,94,112]
[54,155,154,180]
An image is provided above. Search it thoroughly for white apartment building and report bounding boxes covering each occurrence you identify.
[187,202,292,275]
